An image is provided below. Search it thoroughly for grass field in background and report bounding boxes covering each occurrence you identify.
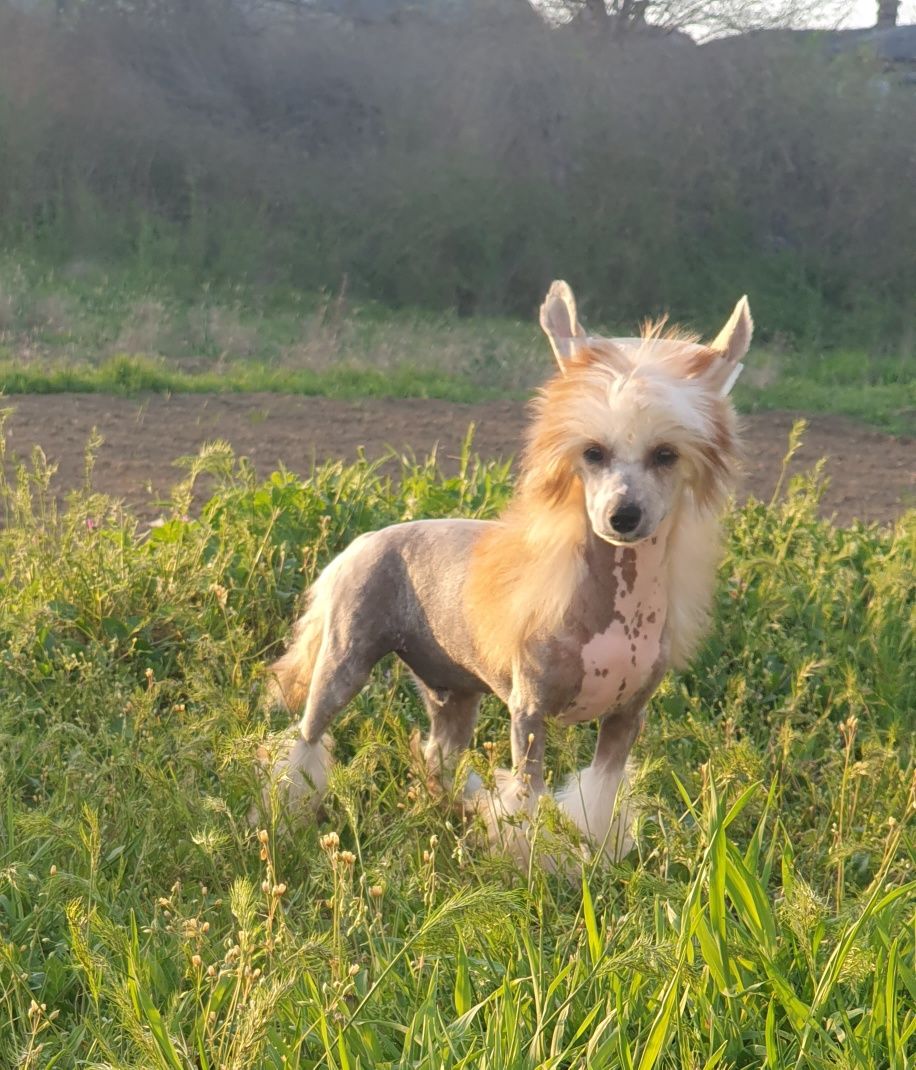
[0,425,913,1067]
[1,257,913,433]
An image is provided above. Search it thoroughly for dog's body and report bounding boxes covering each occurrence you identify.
[262,282,752,864]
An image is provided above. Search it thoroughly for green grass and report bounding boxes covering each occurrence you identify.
[1,256,913,433]
[0,354,504,404]
[0,419,913,1068]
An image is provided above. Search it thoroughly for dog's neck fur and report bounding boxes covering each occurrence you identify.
[466,476,692,680]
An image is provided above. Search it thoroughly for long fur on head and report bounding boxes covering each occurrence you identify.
[467,299,747,675]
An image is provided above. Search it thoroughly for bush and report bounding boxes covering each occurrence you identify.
[0,4,914,346]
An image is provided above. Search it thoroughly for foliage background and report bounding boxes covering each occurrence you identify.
[1,2,915,350]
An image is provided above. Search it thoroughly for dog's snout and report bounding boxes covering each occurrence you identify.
[610,503,642,535]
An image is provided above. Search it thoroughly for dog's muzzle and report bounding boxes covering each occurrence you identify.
[609,503,642,536]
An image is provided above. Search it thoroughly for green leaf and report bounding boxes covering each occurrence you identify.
[636,972,679,1070]
[454,939,473,1017]
[582,872,602,967]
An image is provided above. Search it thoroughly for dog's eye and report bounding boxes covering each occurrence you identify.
[652,445,679,467]
[583,445,605,465]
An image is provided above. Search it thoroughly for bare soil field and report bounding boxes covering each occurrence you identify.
[2,393,912,526]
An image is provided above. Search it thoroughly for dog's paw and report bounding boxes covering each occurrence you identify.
[248,731,334,827]
[554,764,636,862]
[468,768,541,867]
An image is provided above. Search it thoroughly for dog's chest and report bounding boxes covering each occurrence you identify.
[559,536,668,723]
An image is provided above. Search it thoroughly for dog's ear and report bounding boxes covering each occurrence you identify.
[688,296,753,395]
[540,280,586,371]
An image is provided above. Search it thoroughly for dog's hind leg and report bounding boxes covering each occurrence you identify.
[554,709,642,861]
[297,628,379,744]
[257,593,384,823]
[410,682,481,790]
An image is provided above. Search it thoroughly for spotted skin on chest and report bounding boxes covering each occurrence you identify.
[558,528,668,724]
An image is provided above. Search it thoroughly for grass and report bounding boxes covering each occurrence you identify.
[0,354,503,405]
[0,256,913,433]
[0,418,913,1068]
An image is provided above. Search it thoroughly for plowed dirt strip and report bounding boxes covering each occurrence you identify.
[3,393,912,526]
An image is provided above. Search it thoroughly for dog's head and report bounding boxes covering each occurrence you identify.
[525,281,752,545]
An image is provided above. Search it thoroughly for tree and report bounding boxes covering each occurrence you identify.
[541,0,849,38]
[876,0,900,27]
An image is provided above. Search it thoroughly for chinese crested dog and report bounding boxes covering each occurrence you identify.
[258,281,751,865]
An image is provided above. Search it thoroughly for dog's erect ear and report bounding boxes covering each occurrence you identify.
[711,295,753,366]
[540,280,586,371]
[690,296,753,395]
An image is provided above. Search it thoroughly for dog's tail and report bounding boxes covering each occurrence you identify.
[267,592,325,716]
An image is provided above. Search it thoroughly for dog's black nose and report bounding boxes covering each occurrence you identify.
[610,504,642,535]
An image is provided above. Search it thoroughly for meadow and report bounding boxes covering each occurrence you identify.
[0,420,912,1068]
[1,5,914,1064]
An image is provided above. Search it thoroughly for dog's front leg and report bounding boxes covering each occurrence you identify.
[472,702,547,866]
[555,709,643,861]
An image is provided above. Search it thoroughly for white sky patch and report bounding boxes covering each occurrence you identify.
[536,0,915,33]
[841,0,916,27]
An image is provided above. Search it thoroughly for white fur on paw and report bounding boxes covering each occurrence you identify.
[470,768,540,867]
[249,732,334,826]
[463,771,483,798]
[554,764,635,862]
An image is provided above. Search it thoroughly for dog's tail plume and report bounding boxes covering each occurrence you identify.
[267,594,324,716]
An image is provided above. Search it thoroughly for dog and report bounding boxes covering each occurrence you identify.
[257,281,751,865]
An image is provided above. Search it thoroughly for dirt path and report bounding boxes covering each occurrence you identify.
[2,393,912,526]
